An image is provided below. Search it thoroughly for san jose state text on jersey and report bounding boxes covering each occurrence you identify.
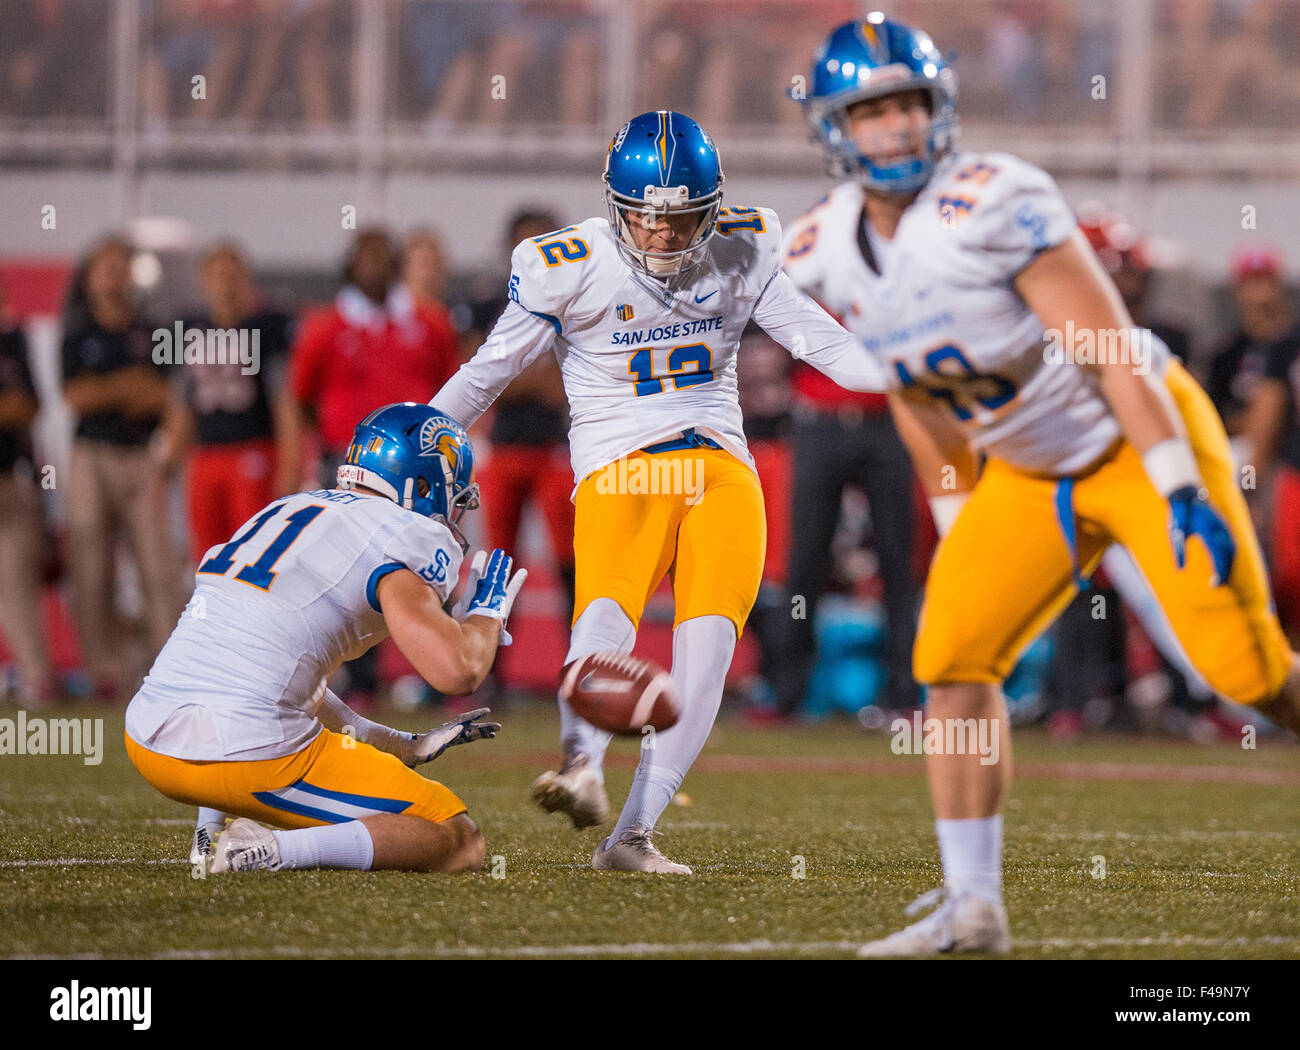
[609,315,724,346]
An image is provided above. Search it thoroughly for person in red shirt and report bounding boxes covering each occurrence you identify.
[278,229,460,703]
[278,229,459,493]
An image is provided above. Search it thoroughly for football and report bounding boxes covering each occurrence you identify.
[559,651,680,736]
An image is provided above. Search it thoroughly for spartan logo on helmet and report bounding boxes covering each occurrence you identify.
[418,418,462,470]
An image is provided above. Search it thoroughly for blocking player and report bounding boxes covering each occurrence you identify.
[125,402,525,874]
[787,16,1300,953]
[432,110,889,873]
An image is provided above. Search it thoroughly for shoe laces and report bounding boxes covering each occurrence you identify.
[234,838,277,871]
[901,887,957,946]
[617,826,663,857]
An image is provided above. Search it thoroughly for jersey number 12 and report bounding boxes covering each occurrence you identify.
[628,343,714,397]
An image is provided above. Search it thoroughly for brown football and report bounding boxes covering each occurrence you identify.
[559,651,680,736]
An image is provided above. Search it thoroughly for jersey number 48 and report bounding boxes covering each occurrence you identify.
[896,344,1016,421]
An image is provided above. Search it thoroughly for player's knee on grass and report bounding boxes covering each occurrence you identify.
[362,811,484,872]
[443,813,485,873]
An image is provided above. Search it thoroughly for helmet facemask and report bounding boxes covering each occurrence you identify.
[433,458,479,554]
[605,179,724,279]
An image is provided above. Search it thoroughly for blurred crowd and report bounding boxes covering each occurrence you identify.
[0,214,564,712]
[0,206,1297,745]
[3,0,1299,130]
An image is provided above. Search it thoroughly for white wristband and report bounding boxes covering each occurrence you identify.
[1141,438,1201,497]
[929,493,969,538]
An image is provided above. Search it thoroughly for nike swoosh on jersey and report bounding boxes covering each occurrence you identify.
[694,290,718,303]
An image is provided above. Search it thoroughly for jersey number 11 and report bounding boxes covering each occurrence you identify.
[198,503,325,591]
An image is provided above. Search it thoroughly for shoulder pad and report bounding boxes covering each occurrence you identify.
[507,219,602,327]
[929,153,1076,275]
[710,205,782,285]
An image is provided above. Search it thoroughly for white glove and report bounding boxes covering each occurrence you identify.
[408,707,502,766]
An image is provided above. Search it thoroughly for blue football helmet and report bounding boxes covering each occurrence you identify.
[337,403,479,549]
[798,14,957,194]
[603,110,725,278]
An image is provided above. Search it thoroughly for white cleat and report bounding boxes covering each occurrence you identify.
[856,888,1012,957]
[209,818,282,874]
[532,753,609,829]
[591,825,692,874]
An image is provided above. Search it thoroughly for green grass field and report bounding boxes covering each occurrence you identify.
[2,700,1298,959]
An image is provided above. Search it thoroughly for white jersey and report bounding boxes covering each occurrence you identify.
[783,151,1168,475]
[125,490,463,761]
[433,210,888,483]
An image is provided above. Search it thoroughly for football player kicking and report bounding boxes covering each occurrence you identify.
[786,15,1300,954]
[432,110,889,873]
[125,403,526,874]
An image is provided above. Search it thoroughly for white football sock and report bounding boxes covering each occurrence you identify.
[935,815,1003,903]
[559,597,633,773]
[272,820,374,870]
[195,807,226,834]
[607,615,735,845]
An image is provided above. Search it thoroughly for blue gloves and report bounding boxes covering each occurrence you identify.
[1167,485,1235,587]
[456,548,527,645]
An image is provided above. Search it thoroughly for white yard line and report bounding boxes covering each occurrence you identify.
[0,858,187,867]
[6,934,1297,961]
[1029,829,1299,841]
